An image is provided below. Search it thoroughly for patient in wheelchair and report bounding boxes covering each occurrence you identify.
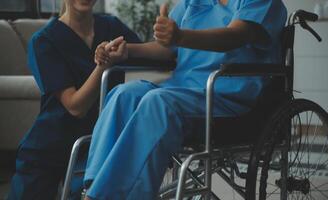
[83,0,287,199]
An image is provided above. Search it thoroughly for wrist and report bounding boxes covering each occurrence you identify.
[95,65,105,73]
[174,28,184,46]
[95,62,112,71]
[127,44,136,58]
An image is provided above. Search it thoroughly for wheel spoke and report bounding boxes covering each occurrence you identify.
[315,181,328,189]
[310,182,328,199]
[266,187,280,198]
[309,138,328,178]
[308,193,316,200]
[246,100,328,200]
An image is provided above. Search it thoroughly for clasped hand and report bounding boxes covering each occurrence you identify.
[94,36,128,69]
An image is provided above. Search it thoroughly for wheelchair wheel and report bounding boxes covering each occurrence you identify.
[246,99,328,200]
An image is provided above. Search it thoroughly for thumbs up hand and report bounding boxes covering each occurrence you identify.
[154,4,180,47]
[160,3,169,17]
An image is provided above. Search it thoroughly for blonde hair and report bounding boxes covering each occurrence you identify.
[60,0,66,16]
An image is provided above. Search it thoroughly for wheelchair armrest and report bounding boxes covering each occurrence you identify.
[204,63,287,153]
[117,58,176,71]
[100,58,176,111]
[220,63,287,76]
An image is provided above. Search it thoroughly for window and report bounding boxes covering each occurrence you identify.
[40,0,61,13]
[0,0,105,19]
[40,0,105,13]
[0,0,27,12]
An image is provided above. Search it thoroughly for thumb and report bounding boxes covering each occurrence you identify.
[160,3,169,17]
[105,36,124,51]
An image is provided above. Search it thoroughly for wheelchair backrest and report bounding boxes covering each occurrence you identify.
[259,10,321,110]
[252,9,322,121]
[282,10,322,94]
[253,26,295,115]
[281,25,295,93]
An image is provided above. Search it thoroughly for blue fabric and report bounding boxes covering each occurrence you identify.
[84,0,287,199]
[7,167,63,200]
[7,14,140,200]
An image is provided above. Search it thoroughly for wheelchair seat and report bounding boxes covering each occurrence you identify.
[184,111,269,148]
[183,78,288,148]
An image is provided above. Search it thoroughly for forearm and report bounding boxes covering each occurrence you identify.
[154,15,268,52]
[56,65,105,118]
[176,27,249,52]
[128,42,175,61]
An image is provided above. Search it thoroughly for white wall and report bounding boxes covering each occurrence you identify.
[283,0,328,112]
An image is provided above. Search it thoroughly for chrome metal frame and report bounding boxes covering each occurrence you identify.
[175,69,223,200]
[61,67,287,200]
[61,135,92,200]
[61,9,321,199]
[61,67,113,200]
[61,65,289,200]
[61,24,293,198]
[61,66,172,200]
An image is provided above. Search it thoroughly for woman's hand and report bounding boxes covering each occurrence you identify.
[105,36,128,64]
[153,4,181,47]
[95,41,111,68]
[95,37,128,69]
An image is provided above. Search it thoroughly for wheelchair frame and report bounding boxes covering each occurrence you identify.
[61,10,324,200]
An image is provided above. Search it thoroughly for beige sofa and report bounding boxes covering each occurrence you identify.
[0,19,47,151]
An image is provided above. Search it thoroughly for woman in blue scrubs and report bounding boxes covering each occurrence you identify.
[84,0,287,199]
[7,0,140,199]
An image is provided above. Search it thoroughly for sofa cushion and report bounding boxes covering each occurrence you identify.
[11,19,48,51]
[0,20,27,75]
[0,76,40,99]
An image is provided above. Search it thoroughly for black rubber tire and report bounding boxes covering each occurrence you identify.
[246,99,328,200]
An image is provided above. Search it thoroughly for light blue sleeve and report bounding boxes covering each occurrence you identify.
[169,0,187,27]
[232,0,287,49]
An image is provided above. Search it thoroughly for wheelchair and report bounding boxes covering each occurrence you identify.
[61,10,328,200]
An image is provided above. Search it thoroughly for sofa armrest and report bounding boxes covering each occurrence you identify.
[0,75,40,99]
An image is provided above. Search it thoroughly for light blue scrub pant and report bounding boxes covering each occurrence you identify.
[84,80,240,200]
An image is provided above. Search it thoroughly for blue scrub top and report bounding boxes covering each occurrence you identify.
[162,0,287,110]
[17,14,140,170]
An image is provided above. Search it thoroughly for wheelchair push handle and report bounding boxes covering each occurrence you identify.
[297,10,318,22]
[293,10,322,42]
[302,22,322,42]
